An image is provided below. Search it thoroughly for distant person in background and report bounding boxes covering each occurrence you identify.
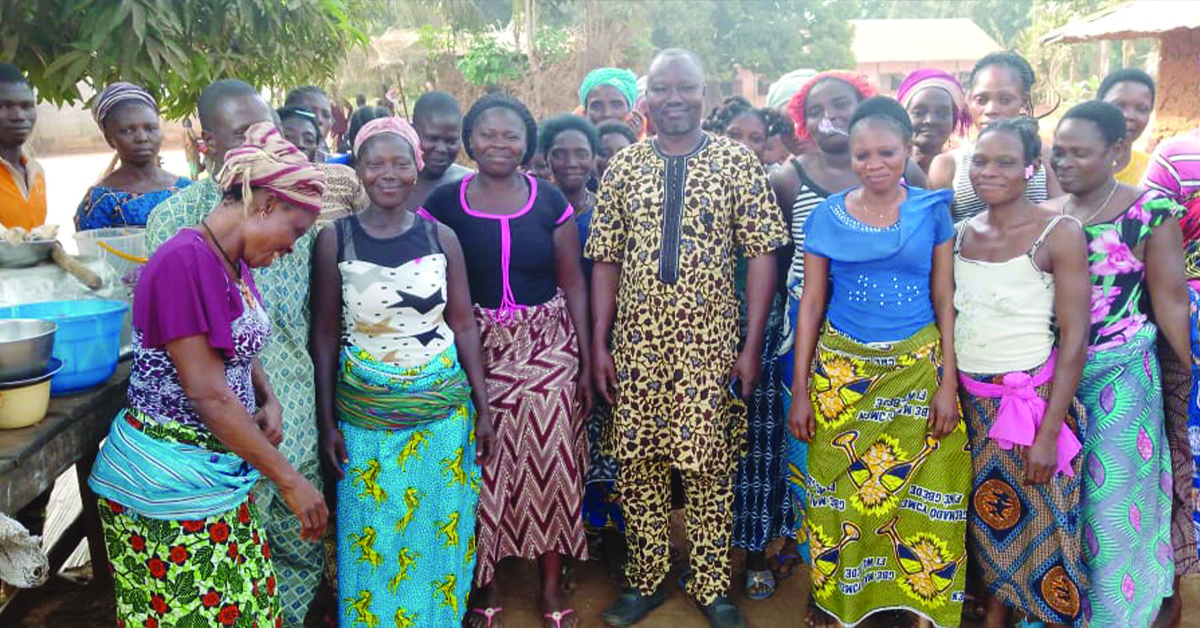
[75,82,191,231]
[541,113,631,582]
[277,105,321,162]
[761,113,793,167]
[897,68,970,175]
[766,68,817,157]
[703,96,771,160]
[1098,68,1156,185]
[146,79,327,628]
[277,105,367,225]
[526,142,553,180]
[404,91,473,212]
[702,95,798,601]
[579,67,639,132]
[330,95,350,152]
[0,63,46,230]
[929,51,1061,221]
[344,106,391,164]
[595,121,636,181]
[285,86,334,160]
[355,94,367,108]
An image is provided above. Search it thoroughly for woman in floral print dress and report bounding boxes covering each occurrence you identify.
[89,123,328,628]
[1047,101,1192,628]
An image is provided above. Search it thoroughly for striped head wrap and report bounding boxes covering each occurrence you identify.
[353,116,424,171]
[897,69,971,136]
[579,68,639,109]
[92,82,157,128]
[767,69,818,110]
[788,71,877,141]
[216,122,326,214]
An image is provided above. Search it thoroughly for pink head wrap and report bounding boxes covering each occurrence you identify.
[896,69,971,136]
[787,71,877,141]
[353,116,424,171]
[216,122,326,214]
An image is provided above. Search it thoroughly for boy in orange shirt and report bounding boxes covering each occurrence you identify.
[0,63,46,230]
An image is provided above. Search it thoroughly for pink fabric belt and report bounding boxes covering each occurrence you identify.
[958,351,1082,476]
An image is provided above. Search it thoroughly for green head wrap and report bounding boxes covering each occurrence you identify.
[767,68,818,110]
[579,68,639,109]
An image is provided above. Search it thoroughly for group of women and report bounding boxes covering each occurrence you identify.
[772,54,1197,628]
[77,45,1200,628]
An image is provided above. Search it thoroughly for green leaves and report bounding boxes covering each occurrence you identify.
[194,545,216,581]
[647,0,855,85]
[171,570,197,600]
[175,609,208,628]
[5,0,378,119]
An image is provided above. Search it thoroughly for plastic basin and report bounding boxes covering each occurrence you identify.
[0,300,128,394]
[0,358,63,429]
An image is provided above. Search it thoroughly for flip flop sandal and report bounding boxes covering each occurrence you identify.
[470,606,503,628]
[770,547,802,580]
[544,608,576,628]
[744,569,776,601]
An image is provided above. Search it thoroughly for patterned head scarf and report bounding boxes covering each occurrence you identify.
[92,82,158,129]
[897,69,971,136]
[216,122,326,214]
[766,69,818,111]
[353,116,424,171]
[788,71,877,141]
[579,68,639,109]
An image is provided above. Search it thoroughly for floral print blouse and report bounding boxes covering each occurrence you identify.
[1083,191,1181,352]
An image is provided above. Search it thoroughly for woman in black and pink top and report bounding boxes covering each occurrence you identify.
[421,93,593,628]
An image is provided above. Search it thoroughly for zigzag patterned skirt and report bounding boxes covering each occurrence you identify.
[473,292,588,587]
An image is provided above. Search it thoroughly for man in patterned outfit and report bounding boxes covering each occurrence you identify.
[587,49,788,628]
[145,79,325,628]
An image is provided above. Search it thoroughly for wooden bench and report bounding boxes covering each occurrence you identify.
[0,361,128,620]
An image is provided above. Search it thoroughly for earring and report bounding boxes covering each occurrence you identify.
[1024,164,1036,179]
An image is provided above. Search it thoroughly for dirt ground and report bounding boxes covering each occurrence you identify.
[12,529,1200,628]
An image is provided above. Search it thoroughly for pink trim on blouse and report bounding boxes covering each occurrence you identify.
[555,204,575,226]
[457,173,542,321]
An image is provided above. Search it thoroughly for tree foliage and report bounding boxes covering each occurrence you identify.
[0,0,374,119]
[854,0,1035,48]
[647,0,855,85]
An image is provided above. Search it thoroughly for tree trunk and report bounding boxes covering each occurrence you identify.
[525,0,542,115]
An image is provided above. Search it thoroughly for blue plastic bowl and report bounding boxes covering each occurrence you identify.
[0,300,128,394]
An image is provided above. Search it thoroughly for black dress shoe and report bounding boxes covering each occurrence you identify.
[601,586,667,627]
[696,595,747,628]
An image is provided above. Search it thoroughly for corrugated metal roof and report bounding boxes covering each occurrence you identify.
[1043,1,1200,44]
[850,18,1002,63]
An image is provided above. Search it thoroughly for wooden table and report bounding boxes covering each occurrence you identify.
[0,361,129,591]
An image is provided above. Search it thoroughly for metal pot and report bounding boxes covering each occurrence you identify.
[0,240,55,269]
[0,319,57,382]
